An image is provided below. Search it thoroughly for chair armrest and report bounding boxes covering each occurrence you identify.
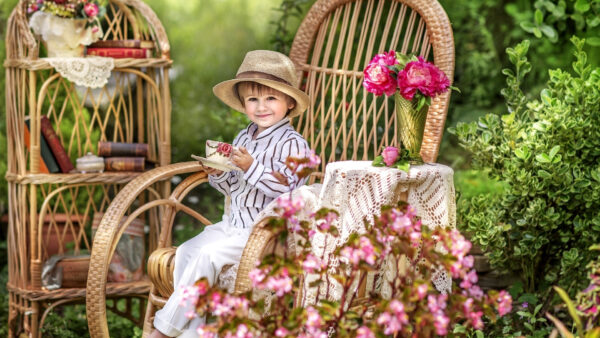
[148,247,177,298]
[234,217,281,294]
[86,161,205,338]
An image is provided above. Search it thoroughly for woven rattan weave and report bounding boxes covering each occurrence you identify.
[4,0,172,336]
[84,0,454,337]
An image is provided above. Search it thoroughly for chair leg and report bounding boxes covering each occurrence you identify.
[142,287,159,338]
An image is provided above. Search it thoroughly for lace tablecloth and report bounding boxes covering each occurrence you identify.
[240,161,457,306]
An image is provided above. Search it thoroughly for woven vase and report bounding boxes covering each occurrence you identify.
[395,92,427,159]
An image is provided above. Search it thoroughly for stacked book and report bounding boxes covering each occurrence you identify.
[86,39,155,59]
[99,142,154,172]
[24,116,74,174]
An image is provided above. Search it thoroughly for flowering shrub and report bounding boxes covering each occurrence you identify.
[363,51,452,110]
[27,0,106,29]
[179,153,511,337]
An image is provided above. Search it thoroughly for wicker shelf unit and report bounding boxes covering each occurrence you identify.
[3,0,172,336]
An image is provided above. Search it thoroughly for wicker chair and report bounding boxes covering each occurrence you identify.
[85,0,454,336]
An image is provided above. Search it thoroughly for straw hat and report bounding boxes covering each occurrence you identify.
[213,50,309,118]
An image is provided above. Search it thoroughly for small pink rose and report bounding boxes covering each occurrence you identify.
[381,146,399,166]
[84,3,100,17]
[216,142,233,157]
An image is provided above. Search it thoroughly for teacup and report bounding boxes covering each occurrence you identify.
[206,140,234,165]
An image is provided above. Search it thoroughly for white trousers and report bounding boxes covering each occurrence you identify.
[153,220,250,337]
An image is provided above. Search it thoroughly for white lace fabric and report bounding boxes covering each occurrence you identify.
[222,161,456,305]
[46,57,114,88]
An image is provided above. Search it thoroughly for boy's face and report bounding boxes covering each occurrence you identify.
[239,85,295,134]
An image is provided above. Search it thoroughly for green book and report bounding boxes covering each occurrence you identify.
[25,117,60,173]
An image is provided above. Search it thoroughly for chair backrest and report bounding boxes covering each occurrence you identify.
[289,0,454,174]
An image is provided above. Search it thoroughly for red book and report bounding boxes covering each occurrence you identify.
[104,157,145,172]
[86,47,152,58]
[40,116,74,173]
[98,141,149,158]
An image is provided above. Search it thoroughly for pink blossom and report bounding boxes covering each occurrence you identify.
[303,254,326,273]
[224,324,253,338]
[468,285,484,299]
[427,294,447,313]
[197,326,217,338]
[305,306,323,332]
[274,327,289,337]
[276,195,305,219]
[83,3,99,17]
[460,269,478,290]
[265,268,293,297]
[340,247,361,266]
[381,146,399,166]
[356,326,375,338]
[397,56,450,100]
[317,212,338,231]
[249,268,267,287]
[377,311,403,335]
[416,283,428,300]
[359,237,377,265]
[363,51,399,96]
[468,310,484,330]
[433,311,450,335]
[307,149,321,168]
[185,310,196,319]
[497,290,513,316]
[448,229,472,260]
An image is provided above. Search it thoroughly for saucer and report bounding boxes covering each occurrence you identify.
[191,155,242,172]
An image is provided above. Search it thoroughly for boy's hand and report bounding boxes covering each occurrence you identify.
[201,163,224,176]
[232,147,253,172]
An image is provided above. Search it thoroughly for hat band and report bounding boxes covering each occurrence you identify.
[236,71,291,86]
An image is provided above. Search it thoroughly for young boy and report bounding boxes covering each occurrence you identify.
[151,50,311,337]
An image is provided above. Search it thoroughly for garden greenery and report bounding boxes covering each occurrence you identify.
[451,37,600,295]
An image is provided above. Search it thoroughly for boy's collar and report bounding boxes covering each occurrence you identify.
[251,117,290,140]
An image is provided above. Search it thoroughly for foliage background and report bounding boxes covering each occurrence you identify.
[0,0,599,335]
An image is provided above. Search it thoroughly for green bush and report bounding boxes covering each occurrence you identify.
[451,37,600,295]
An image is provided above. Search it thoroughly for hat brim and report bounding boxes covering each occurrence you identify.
[213,78,309,118]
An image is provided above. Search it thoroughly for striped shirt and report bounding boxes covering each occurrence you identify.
[208,118,310,229]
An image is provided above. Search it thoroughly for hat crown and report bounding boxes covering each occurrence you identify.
[236,50,299,88]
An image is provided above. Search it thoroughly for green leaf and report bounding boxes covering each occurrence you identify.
[536,153,551,163]
[537,170,552,179]
[395,160,410,172]
[575,0,590,12]
[533,27,542,38]
[515,147,530,160]
[549,145,560,159]
[520,21,535,33]
[586,37,600,46]
[372,156,385,167]
[535,9,544,24]
[540,25,557,41]
[554,286,583,334]
[476,330,485,338]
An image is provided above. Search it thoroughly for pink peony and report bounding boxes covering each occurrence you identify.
[363,51,399,96]
[397,56,450,100]
[381,146,399,166]
[83,3,100,17]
